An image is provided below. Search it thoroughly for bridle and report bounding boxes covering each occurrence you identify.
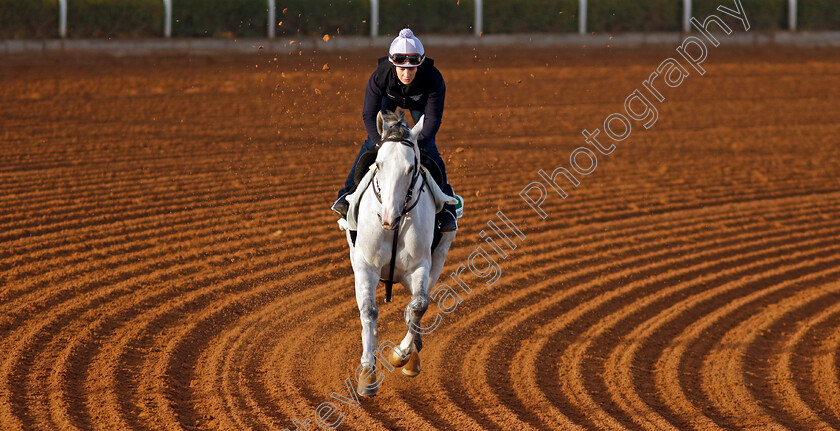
[370,135,427,303]
[371,138,426,225]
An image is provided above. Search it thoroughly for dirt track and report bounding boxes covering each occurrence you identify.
[2,45,840,430]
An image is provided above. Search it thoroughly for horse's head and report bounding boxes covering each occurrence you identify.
[374,110,424,230]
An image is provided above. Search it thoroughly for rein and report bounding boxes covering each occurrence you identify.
[371,137,426,302]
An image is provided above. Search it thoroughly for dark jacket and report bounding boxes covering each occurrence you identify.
[362,56,445,148]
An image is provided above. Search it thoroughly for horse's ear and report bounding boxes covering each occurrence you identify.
[410,115,424,141]
[376,111,385,137]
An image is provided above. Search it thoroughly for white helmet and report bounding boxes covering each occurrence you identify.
[388,28,425,67]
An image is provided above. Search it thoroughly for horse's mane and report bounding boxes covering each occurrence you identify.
[379,112,411,144]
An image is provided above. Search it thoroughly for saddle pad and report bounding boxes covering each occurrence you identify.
[353,148,445,191]
[354,149,378,185]
[337,165,455,232]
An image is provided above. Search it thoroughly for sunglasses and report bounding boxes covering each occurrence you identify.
[390,53,424,66]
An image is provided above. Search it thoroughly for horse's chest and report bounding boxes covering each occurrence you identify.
[355,231,425,272]
[356,240,391,268]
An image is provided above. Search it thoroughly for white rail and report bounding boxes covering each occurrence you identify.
[58,0,67,38]
[268,0,275,38]
[163,0,172,38]
[578,0,587,35]
[370,0,379,37]
[48,0,812,41]
[475,0,483,36]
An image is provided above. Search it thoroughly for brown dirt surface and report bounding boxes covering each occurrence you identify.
[2,44,840,430]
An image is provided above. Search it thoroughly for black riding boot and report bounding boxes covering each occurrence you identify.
[331,192,351,217]
[437,202,457,232]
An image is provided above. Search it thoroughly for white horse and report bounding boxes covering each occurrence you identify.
[347,111,456,397]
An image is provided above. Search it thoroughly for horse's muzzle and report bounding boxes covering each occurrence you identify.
[378,213,400,230]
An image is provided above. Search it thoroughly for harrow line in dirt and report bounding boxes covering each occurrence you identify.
[545,224,840,428]
[812,314,840,424]
[0,200,343,311]
[599,243,840,430]
[793,309,840,426]
[212,298,323,429]
[124,253,360,429]
[0,161,346,221]
[83,252,344,430]
[435,200,840,428]
[5,252,253,429]
[653,260,840,429]
[198,274,366,429]
[3,230,338,428]
[4,48,840,430]
[0,186,266,245]
[474,202,840,424]
[0,187,336,262]
[751,282,840,430]
[1,218,271,321]
[257,292,430,431]
[698,265,840,429]
[0,193,336,276]
[423,196,838,428]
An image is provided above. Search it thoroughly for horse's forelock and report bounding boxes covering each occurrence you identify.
[381,125,411,143]
[376,127,416,173]
[380,111,405,126]
[379,111,410,140]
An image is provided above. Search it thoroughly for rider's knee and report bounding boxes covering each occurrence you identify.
[359,302,379,323]
[419,145,441,161]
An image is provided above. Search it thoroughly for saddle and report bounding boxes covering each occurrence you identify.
[354,148,445,191]
[345,150,451,253]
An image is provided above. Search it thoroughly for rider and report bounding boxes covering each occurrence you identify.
[331,28,457,232]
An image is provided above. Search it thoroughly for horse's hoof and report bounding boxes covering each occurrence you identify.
[387,347,410,368]
[356,364,378,397]
[401,351,421,377]
[356,385,378,398]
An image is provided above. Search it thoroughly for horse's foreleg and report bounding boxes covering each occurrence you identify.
[387,266,430,377]
[400,266,431,354]
[354,265,380,367]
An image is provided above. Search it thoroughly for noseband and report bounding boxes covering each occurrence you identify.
[371,138,426,222]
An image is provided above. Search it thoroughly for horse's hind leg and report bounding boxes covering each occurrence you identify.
[428,231,456,288]
[400,231,452,359]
